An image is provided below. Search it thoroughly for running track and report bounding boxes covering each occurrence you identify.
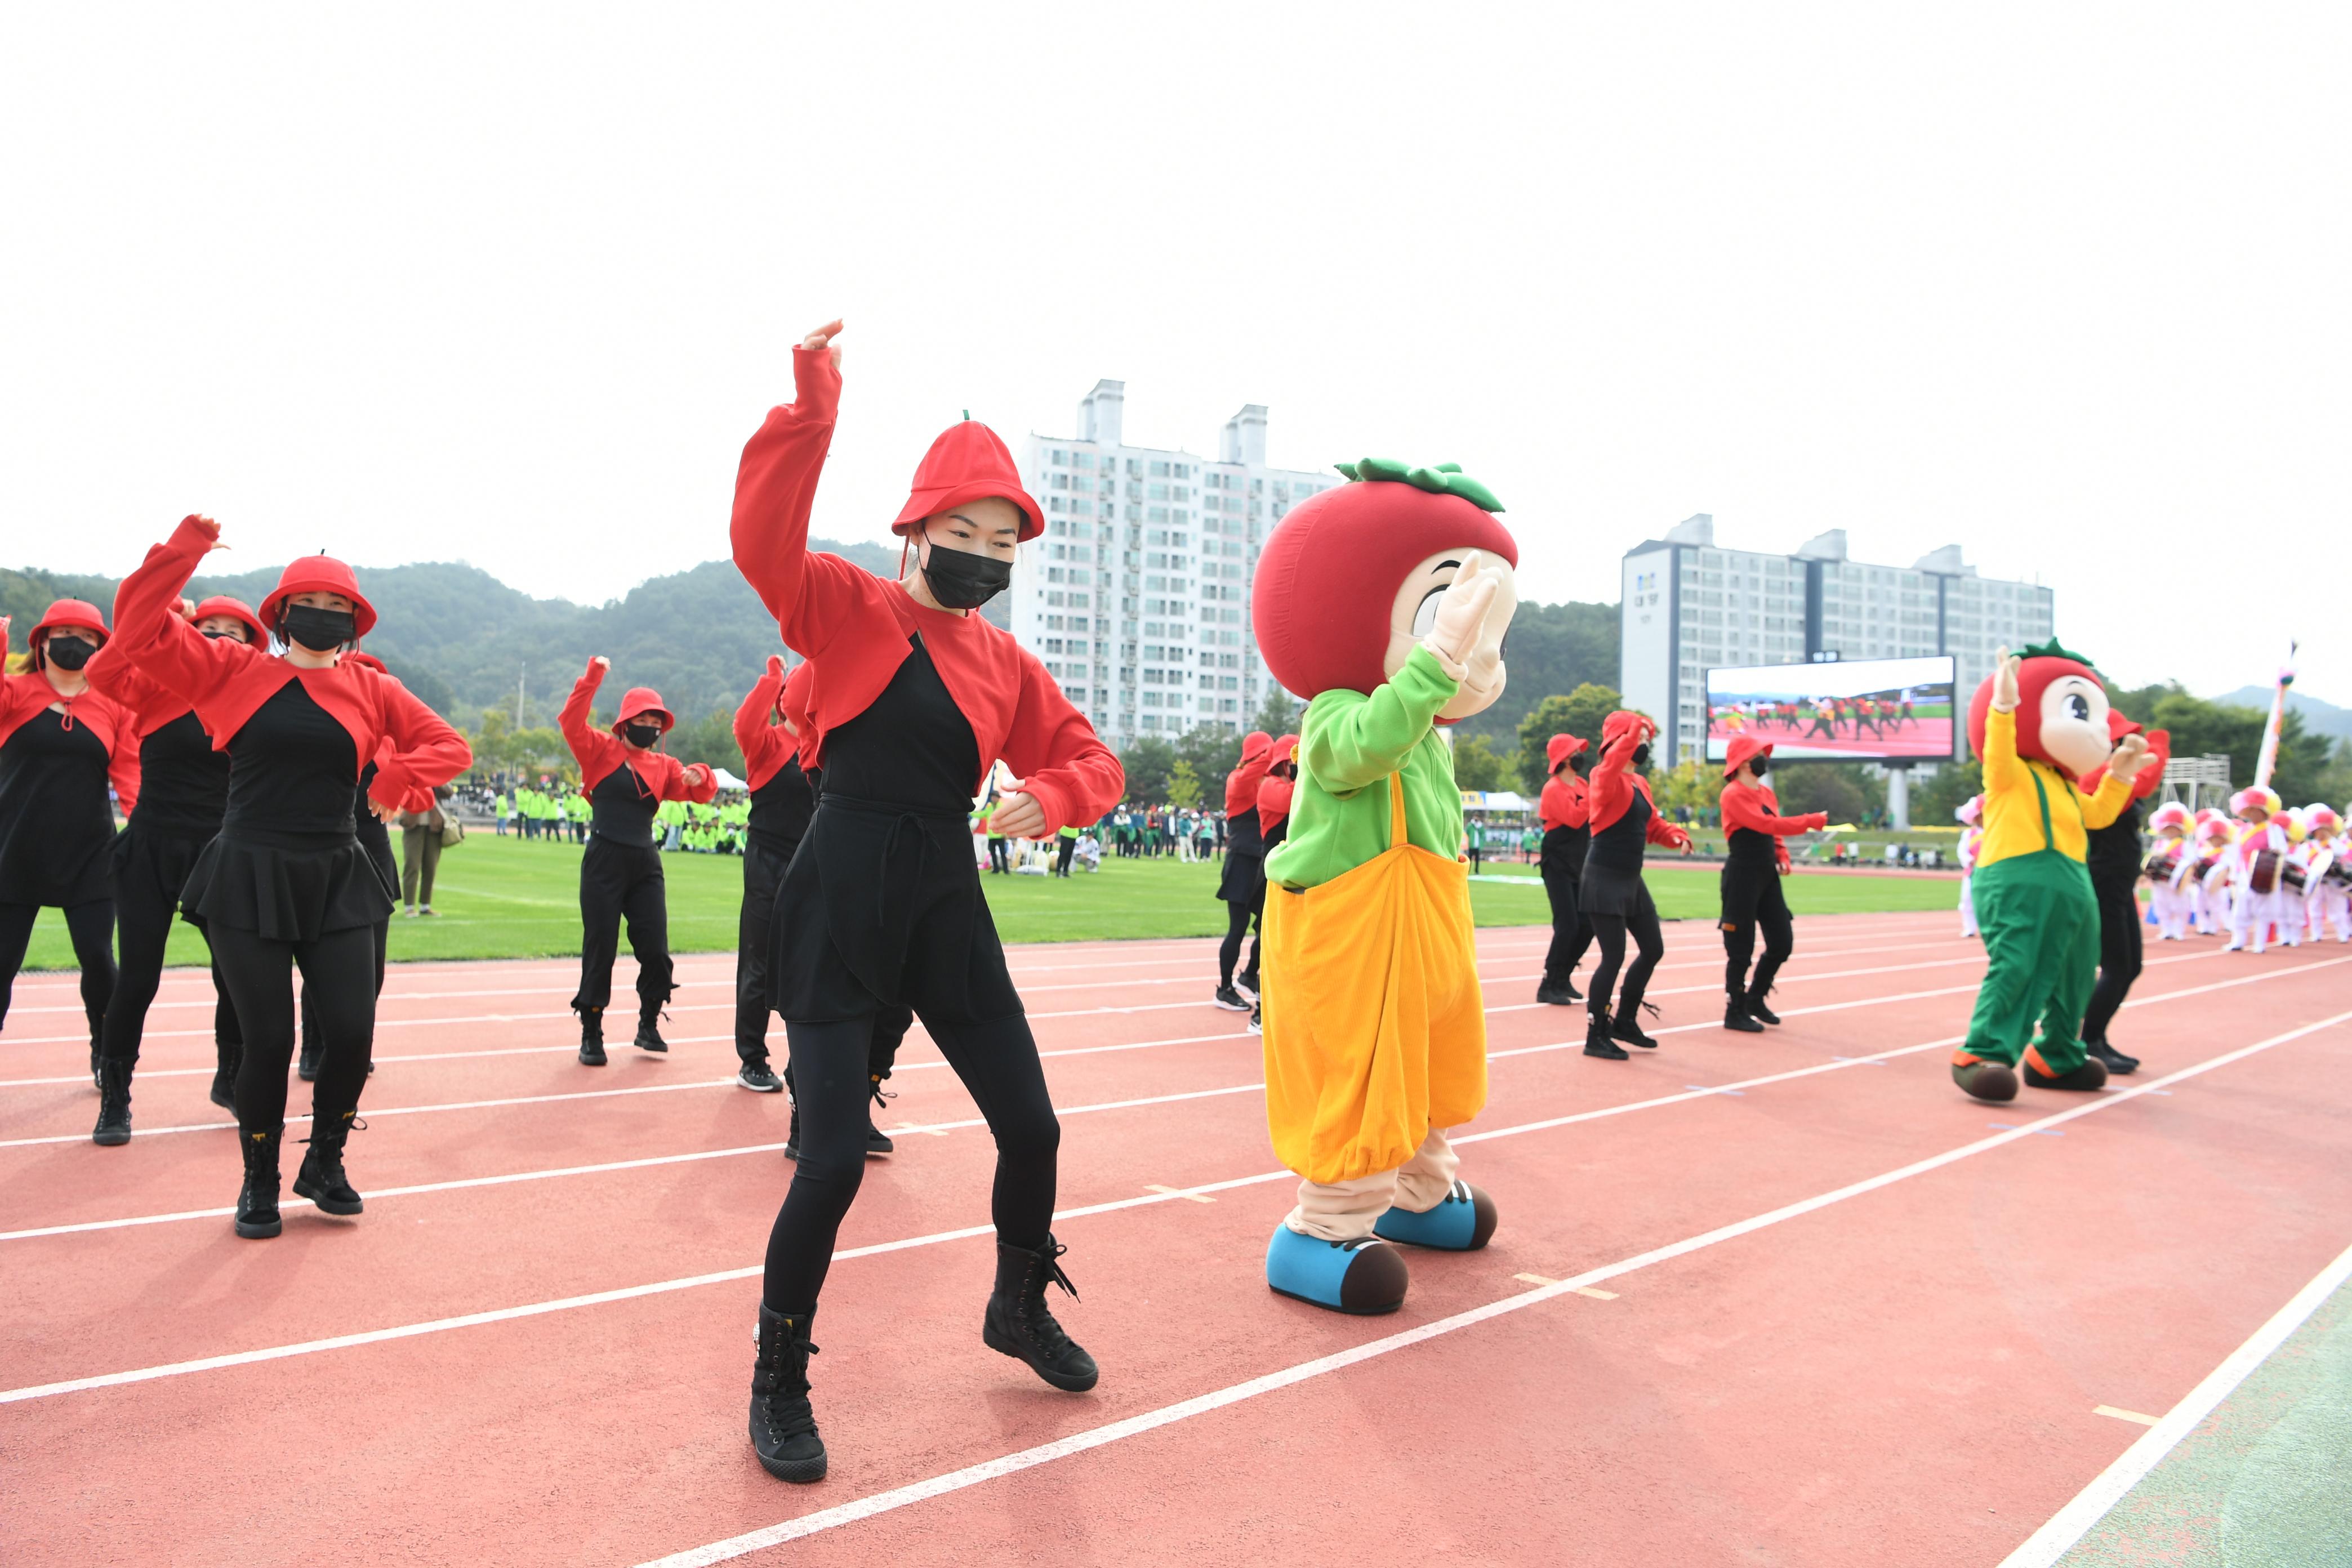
[3,912,2349,1565]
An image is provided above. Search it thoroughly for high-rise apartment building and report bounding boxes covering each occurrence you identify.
[1010,380,1335,745]
[1622,515,2055,767]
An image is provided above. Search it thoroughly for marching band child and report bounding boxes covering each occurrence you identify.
[2222,787,2301,954]
[2296,805,2349,943]
[1955,795,1984,939]
[2142,801,2195,941]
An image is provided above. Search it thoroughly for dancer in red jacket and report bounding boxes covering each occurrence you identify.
[1213,729,1275,1010]
[84,594,266,1142]
[560,657,717,1064]
[729,318,1125,1483]
[0,603,140,1084]
[1536,732,1594,1005]
[1716,735,1827,1032]
[110,516,471,1237]
[1579,712,1693,1059]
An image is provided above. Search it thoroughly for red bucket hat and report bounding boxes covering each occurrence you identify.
[1239,730,1273,767]
[259,554,378,639]
[1253,478,1517,700]
[1545,733,1587,770]
[26,599,108,666]
[612,687,674,734]
[1601,710,1654,749]
[190,595,268,647]
[1722,733,1773,779]
[892,421,1046,544]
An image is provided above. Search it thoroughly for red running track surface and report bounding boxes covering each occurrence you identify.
[2,914,2350,1566]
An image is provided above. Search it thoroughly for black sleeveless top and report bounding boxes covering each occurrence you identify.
[0,707,116,906]
[748,756,817,853]
[1585,785,1652,876]
[131,710,232,839]
[589,761,662,849]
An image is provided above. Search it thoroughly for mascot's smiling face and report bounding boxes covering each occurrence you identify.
[2033,669,2112,777]
[1386,546,1520,720]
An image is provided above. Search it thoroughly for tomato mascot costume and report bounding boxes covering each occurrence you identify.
[1252,458,1518,1314]
[1950,641,2151,1102]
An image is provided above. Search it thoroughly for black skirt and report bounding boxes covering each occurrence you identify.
[1576,861,1658,923]
[180,828,396,943]
[110,821,214,908]
[1216,848,1266,905]
[770,796,1021,1027]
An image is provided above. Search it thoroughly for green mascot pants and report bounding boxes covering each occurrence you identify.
[1962,847,2098,1075]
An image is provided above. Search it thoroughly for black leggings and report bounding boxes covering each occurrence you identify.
[734,838,792,1065]
[1720,859,1793,1001]
[1585,905,1665,1021]
[573,839,671,1021]
[210,921,377,1132]
[102,831,240,1066]
[764,1010,1058,1313]
[0,899,114,1039]
[1219,900,1260,986]
[300,918,387,1056]
[2081,877,2144,1046]
[1541,868,1591,984]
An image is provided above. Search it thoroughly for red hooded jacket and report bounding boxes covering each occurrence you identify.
[1225,730,1273,818]
[1588,711,1689,848]
[1538,733,1588,832]
[1,616,140,817]
[109,516,470,813]
[560,660,718,803]
[729,347,1123,834]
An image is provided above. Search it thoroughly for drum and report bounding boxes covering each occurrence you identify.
[2325,854,2352,891]
[2249,849,2281,896]
[2282,859,2308,893]
[2140,848,2177,881]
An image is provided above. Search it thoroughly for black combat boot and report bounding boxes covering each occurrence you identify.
[235,1126,284,1239]
[1583,1013,1629,1060]
[1746,988,1784,1026]
[634,1001,670,1054]
[93,1059,132,1146]
[578,1008,607,1067]
[2084,1039,2140,1075]
[749,1304,826,1483]
[1535,978,1582,1005]
[866,1075,895,1155]
[1610,1004,1660,1049]
[209,1040,242,1110]
[983,1235,1099,1392]
[293,1111,366,1215]
[1723,995,1765,1034]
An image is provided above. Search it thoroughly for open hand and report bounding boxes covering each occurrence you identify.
[2108,731,2151,782]
[803,319,844,371]
[989,790,1048,839]
[369,798,403,825]
[1992,648,2021,713]
[1423,551,1501,669]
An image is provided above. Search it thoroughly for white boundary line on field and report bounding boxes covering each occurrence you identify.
[1995,1235,2352,1567]
[627,1006,2352,1566]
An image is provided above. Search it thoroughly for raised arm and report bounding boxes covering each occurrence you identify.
[1587,716,1648,829]
[109,515,259,704]
[995,654,1126,836]
[729,327,880,656]
[1299,645,1457,794]
[734,654,793,779]
[558,657,622,775]
[365,674,474,812]
[1721,783,1828,838]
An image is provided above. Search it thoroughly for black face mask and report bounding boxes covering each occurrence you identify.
[622,722,663,750]
[43,636,95,671]
[1749,758,1770,779]
[1632,743,1651,768]
[282,604,355,652]
[1570,754,1593,777]
[920,540,1013,611]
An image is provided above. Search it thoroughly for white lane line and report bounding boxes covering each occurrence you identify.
[1998,1236,2352,1567]
[0,959,2333,1410]
[631,1008,2352,1567]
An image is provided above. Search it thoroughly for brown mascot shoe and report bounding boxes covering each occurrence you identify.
[2021,1044,2108,1092]
[1950,1050,2019,1103]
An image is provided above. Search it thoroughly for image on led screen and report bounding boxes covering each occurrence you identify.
[1704,655,1957,761]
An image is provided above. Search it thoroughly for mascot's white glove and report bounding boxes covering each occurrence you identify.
[1420,551,1502,684]
[1991,647,2021,714]
[2107,732,2151,784]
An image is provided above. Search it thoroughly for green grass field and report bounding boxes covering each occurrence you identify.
[11,834,1962,970]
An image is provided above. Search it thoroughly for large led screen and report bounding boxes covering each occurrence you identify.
[1704,655,1958,761]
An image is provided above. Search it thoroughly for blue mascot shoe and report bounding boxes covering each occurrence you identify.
[1265,1223,1409,1315]
[1372,1181,1498,1251]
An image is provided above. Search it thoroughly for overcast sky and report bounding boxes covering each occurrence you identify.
[4,7,2344,702]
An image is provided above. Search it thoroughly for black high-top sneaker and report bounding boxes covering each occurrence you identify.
[1583,1014,1629,1060]
[1535,978,1582,1005]
[983,1235,1099,1392]
[578,1009,607,1067]
[1610,1004,1660,1049]
[749,1304,826,1483]
[866,1076,895,1156]
[293,1111,366,1215]
[235,1126,284,1239]
[1747,987,1783,1026]
[2084,1039,2140,1075]
[1723,995,1765,1034]
[634,1003,670,1054]
[1213,983,1251,1012]
[209,1040,242,1110]
[93,1059,132,1146]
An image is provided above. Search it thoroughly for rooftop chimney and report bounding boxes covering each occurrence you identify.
[1220,404,1268,466]
[1079,380,1125,447]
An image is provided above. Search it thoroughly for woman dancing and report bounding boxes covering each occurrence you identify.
[1213,730,1275,1010]
[1534,732,1592,1006]
[1579,712,1692,1059]
[86,594,264,1141]
[1715,736,1826,1033]
[110,518,470,1236]
[559,658,716,1065]
[729,318,1124,1482]
[0,603,139,1081]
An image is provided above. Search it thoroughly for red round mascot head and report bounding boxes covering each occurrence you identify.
[1251,460,1518,722]
[1966,638,2115,778]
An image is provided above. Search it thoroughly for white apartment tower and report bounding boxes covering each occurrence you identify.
[1622,515,2056,767]
[1011,380,1334,745]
